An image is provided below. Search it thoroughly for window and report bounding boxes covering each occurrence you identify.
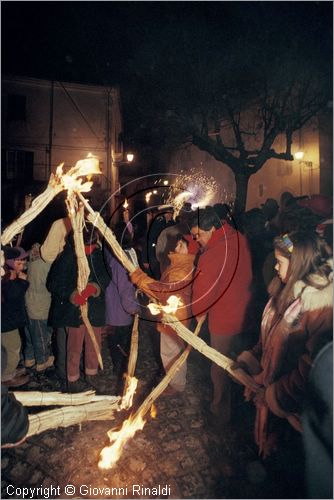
[7,94,27,121]
[1,150,34,181]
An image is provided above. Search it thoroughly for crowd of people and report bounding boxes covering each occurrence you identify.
[1,190,333,488]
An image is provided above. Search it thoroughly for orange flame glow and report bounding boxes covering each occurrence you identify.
[55,154,102,194]
[150,403,157,419]
[98,413,146,470]
[120,376,138,411]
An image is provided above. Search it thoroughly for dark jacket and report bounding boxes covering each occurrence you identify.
[1,277,29,332]
[47,242,111,328]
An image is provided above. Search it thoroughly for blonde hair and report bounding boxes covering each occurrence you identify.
[269,231,332,316]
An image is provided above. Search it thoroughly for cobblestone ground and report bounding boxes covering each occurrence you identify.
[2,323,306,499]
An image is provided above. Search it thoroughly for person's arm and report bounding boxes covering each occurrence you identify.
[114,262,139,315]
[40,219,67,263]
[266,308,333,416]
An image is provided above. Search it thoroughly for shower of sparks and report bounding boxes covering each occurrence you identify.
[165,168,224,216]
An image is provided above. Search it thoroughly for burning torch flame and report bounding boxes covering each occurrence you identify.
[56,154,102,194]
[145,192,153,204]
[98,413,146,470]
[119,376,138,411]
[147,295,182,315]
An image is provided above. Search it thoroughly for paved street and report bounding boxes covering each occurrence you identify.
[2,323,306,499]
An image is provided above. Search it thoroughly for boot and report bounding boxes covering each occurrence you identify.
[85,375,108,394]
[36,356,55,373]
[67,379,91,393]
[2,374,30,388]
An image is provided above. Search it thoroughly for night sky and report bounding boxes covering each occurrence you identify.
[2,1,332,86]
[2,1,332,156]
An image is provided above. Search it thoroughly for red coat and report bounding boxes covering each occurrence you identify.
[192,224,253,335]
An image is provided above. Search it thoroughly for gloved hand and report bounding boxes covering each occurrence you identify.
[70,282,100,306]
[130,267,145,285]
[70,291,86,306]
[81,282,100,300]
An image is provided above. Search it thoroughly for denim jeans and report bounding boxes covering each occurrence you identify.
[24,319,53,365]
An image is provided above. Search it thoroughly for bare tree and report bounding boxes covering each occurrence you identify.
[123,3,331,213]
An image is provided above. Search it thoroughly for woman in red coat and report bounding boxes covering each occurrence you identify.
[190,207,253,421]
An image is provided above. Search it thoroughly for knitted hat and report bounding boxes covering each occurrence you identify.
[5,246,29,269]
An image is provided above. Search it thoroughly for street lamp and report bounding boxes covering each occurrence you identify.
[126,153,134,163]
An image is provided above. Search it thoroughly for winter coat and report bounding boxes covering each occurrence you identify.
[104,249,140,326]
[191,224,253,335]
[237,266,333,456]
[47,242,110,328]
[131,252,196,335]
[25,258,51,320]
[1,277,29,332]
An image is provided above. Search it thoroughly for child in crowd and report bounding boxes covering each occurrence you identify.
[1,246,30,387]
[104,222,140,395]
[24,243,54,372]
[130,233,199,394]
[232,231,333,458]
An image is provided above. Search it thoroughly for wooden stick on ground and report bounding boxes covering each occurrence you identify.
[132,315,206,420]
[13,391,119,407]
[26,400,120,438]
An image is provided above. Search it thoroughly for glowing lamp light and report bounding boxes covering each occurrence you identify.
[294,151,304,160]
[163,180,168,186]
[126,153,134,163]
[123,199,129,209]
[153,190,158,194]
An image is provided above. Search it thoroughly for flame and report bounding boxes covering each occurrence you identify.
[54,155,102,194]
[120,376,138,411]
[123,199,129,209]
[67,153,101,178]
[98,413,146,470]
[145,192,153,204]
[147,295,182,315]
[150,403,157,419]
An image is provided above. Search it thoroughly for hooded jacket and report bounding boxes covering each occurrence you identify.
[191,224,253,335]
[238,263,333,433]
